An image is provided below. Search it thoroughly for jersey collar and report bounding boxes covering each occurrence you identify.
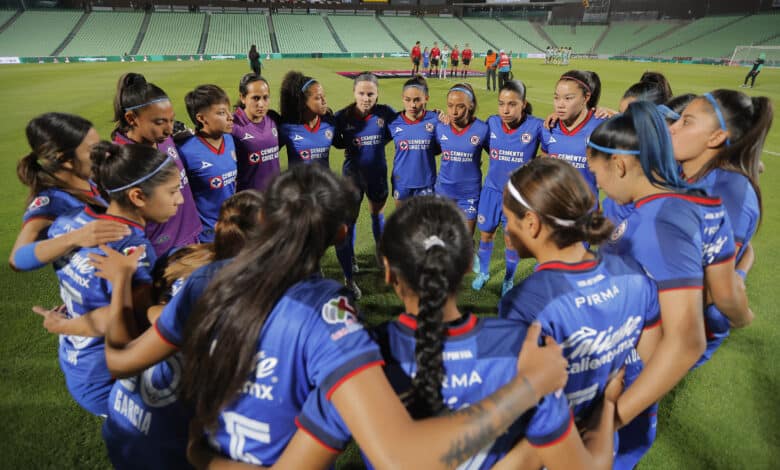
[634,192,722,209]
[401,112,424,125]
[304,116,321,133]
[197,134,225,155]
[559,109,594,136]
[85,205,143,230]
[501,114,527,135]
[397,312,479,337]
[535,255,600,273]
[450,121,473,136]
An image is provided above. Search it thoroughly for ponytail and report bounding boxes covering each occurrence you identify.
[279,70,317,124]
[113,72,169,136]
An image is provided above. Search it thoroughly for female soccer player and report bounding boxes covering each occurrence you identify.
[587,101,752,468]
[333,72,395,295]
[90,191,263,469]
[498,158,662,466]
[450,44,460,76]
[248,44,262,77]
[388,76,440,204]
[47,141,182,416]
[179,164,568,468]
[422,47,431,76]
[410,41,421,76]
[670,89,770,365]
[430,42,441,77]
[10,113,129,272]
[541,70,605,200]
[435,83,487,234]
[112,72,201,256]
[439,45,450,79]
[177,85,237,243]
[740,53,765,89]
[461,43,473,78]
[473,80,543,295]
[278,71,335,167]
[232,73,280,193]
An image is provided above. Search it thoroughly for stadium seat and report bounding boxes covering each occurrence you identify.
[631,15,742,56]
[327,15,404,53]
[423,17,491,52]
[594,21,681,56]
[379,16,441,50]
[541,24,606,54]
[61,12,144,57]
[273,14,341,54]
[137,12,205,56]
[205,14,272,55]
[0,10,82,57]
[463,18,540,55]
[663,14,780,58]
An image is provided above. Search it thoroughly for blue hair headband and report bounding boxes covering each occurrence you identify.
[106,156,174,194]
[124,97,170,112]
[586,138,640,156]
[656,104,680,121]
[403,83,428,94]
[449,86,474,101]
[702,93,730,146]
[301,79,317,93]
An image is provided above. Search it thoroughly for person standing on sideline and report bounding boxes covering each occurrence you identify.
[497,49,512,90]
[430,42,441,77]
[485,49,497,91]
[461,43,473,78]
[410,41,422,76]
[248,45,262,77]
[740,53,765,89]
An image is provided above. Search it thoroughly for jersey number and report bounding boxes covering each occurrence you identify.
[223,412,271,465]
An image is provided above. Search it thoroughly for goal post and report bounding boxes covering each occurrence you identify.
[728,45,780,67]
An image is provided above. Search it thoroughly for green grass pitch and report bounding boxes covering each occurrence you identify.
[0,57,778,468]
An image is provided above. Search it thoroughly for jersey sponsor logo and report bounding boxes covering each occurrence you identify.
[521,132,532,143]
[442,370,483,389]
[703,236,730,264]
[610,220,627,243]
[567,382,599,407]
[490,132,497,139]
[122,245,148,262]
[293,134,304,141]
[576,273,606,288]
[241,350,279,401]
[490,149,499,160]
[548,136,557,143]
[200,160,213,170]
[271,127,278,137]
[325,130,333,140]
[399,140,409,151]
[425,122,435,132]
[574,284,620,308]
[166,147,180,160]
[442,350,474,361]
[562,315,643,375]
[28,196,50,210]
[299,150,311,160]
[241,133,254,141]
[376,118,385,128]
[440,134,449,141]
[322,295,364,341]
[210,176,224,189]
[477,214,486,224]
[394,126,404,134]
[470,135,480,146]
[442,151,451,161]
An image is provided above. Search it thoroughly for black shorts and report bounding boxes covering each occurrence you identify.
[463,59,471,66]
[431,58,439,66]
[412,57,420,65]
[452,60,459,67]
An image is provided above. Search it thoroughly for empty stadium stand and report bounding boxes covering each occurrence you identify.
[137,12,204,56]
[204,14,272,55]
[424,16,492,52]
[273,14,341,54]
[0,10,82,56]
[631,15,744,56]
[594,21,682,55]
[541,24,606,54]
[663,14,779,58]
[328,15,403,54]
[463,18,537,54]
[379,16,441,51]
[61,12,144,56]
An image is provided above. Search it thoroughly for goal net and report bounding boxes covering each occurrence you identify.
[728,45,780,67]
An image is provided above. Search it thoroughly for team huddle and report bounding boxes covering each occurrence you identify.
[10,64,770,469]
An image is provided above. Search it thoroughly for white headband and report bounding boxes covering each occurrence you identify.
[506,181,576,228]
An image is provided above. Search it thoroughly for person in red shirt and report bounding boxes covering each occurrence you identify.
[461,43,473,78]
[450,44,460,76]
[410,41,422,76]
[430,42,441,77]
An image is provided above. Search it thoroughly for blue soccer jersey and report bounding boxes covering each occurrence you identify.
[602,197,635,226]
[299,314,574,470]
[178,134,238,243]
[541,110,604,198]
[499,254,660,420]
[279,115,336,167]
[435,119,489,199]
[48,206,156,416]
[389,111,440,193]
[693,169,759,365]
[22,186,101,225]
[206,277,383,465]
[483,115,544,193]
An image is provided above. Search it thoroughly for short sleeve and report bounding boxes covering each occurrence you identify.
[540,128,551,153]
[639,208,703,291]
[23,195,60,224]
[301,293,384,399]
[643,278,661,329]
[704,210,736,267]
[296,389,351,453]
[154,264,213,347]
[498,285,543,326]
[526,392,574,448]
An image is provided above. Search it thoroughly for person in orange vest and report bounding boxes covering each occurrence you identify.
[485,49,497,91]
[497,49,512,90]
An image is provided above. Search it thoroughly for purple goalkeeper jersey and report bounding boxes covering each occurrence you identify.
[232,108,281,192]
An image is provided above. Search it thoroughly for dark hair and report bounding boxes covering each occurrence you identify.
[690,89,772,224]
[589,101,688,191]
[354,71,379,89]
[185,84,230,130]
[402,75,429,96]
[153,191,264,303]
[90,141,178,207]
[236,73,269,110]
[448,83,478,121]
[381,196,472,419]
[180,164,359,427]
[17,112,97,205]
[622,81,666,106]
[559,70,601,109]
[279,70,323,124]
[249,44,257,53]
[113,73,169,136]
[504,159,612,248]
[639,72,673,102]
[665,93,696,117]
[499,79,533,116]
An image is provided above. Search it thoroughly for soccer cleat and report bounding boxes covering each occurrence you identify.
[351,257,360,275]
[501,279,514,297]
[472,272,490,291]
[345,278,362,300]
[739,84,747,88]
[472,253,480,274]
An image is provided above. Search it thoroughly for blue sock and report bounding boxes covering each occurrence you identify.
[478,241,493,274]
[336,226,355,280]
[371,213,384,243]
[505,249,519,281]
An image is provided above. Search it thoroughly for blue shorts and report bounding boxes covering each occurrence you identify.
[393,185,434,201]
[436,187,480,221]
[614,351,657,469]
[343,163,389,203]
[477,186,506,232]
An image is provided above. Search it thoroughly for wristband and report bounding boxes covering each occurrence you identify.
[13,242,45,271]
